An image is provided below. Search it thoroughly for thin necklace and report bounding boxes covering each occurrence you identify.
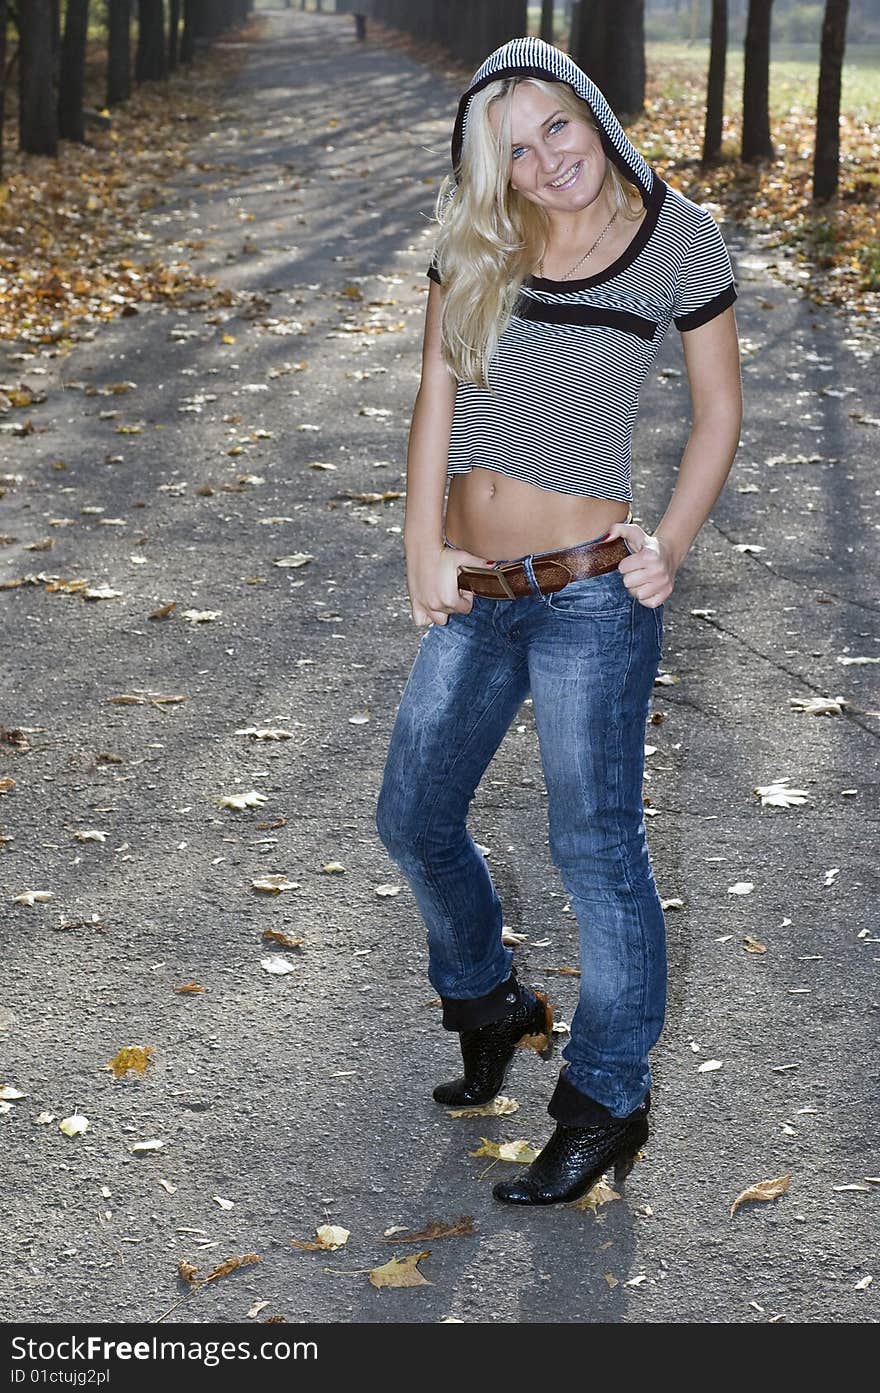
[537,206,620,281]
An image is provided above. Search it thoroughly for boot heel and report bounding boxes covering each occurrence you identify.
[613,1150,637,1185]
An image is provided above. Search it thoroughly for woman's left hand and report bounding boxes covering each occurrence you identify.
[605,522,676,608]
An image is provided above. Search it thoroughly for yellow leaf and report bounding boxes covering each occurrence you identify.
[222,334,236,344]
[204,1253,261,1282]
[470,1138,538,1163]
[730,1173,792,1218]
[568,1177,622,1213]
[368,1252,431,1289]
[59,1111,89,1137]
[742,935,767,954]
[446,1096,519,1118]
[107,1046,154,1080]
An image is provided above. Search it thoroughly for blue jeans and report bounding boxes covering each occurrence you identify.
[376,533,666,1119]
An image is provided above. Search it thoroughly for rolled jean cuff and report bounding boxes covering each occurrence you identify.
[440,971,523,1031]
[548,1068,619,1127]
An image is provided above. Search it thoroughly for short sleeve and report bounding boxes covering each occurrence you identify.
[672,210,737,332]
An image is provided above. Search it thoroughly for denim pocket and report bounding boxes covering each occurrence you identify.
[546,567,633,618]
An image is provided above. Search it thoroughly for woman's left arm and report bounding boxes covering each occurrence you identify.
[607,304,743,608]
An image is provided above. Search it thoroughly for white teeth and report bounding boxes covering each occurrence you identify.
[549,162,580,189]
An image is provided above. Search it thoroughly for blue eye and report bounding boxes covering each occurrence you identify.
[549,118,568,134]
[512,146,525,160]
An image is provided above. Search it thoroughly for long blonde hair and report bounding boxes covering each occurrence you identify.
[432,77,643,388]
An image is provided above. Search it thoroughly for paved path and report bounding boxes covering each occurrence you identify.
[1,4,877,1326]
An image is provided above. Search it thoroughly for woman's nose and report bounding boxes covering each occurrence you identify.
[538,143,563,176]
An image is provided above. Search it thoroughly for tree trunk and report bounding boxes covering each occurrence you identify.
[812,0,849,201]
[136,0,167,82]
[572,0,644,116]
[702,0,727,162]
[0,0,7,180]
[19,0,59,155]
[741,0,774,161]
[168,0,181,69]
[540,0,555,41]
[58,0,89,142]
[107,0,133,105]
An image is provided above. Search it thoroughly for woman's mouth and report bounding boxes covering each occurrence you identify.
[547,161,582,190]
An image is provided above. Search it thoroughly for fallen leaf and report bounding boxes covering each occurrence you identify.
[260,955,297,976]
[291,1225,351,1252]
[368,1252,431,1289]
[181,609,221,624]
[261,929,304,949]
[107,1045,154,1079]
[446,1096,519,1118]
[392,1217,474,1242]
[790,695,847,715]
[158,1179,177,1195]
[273,554,313,568]
[728,882,754,895]
[218,790,269,810]
[698,1059,724,1073]
[235,727,293,740]
[247,1299,270,1318]
[322,861,345,874]
[174,982,205,994]
[251,875,301,894]
[730,1173,791,1218]
[854,1276,873,1290]
[470,1138,538,1163]
[212,1196,235,1210]
[148,602,177,620]
[131,1139,164,1153]
[0,1085,27,1100]
[742,935,767,954]
[754,780,810,809]
[59,1112,89,1137]
[660,896,684,910]
[823,868,840,886]
[568,1177,622,1213]
[73,829,107,843]
[374,884,400,897]
[13,890,53,905]
[178,1261,200,1285]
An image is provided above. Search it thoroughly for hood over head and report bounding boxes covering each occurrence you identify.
[450,36,659,211]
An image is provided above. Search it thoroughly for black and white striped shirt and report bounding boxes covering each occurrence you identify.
[428,35,737,500]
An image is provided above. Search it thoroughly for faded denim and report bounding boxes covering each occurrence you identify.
[376,540,667,1118]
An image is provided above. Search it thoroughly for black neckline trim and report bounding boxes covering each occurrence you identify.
[527,180,667,293]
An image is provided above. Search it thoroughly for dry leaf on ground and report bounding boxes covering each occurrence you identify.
[131,1139,164,1153]
[470,1139,538,1164]
[178,1261,200,1285]
[218,790,268,810]
[388,1217,473,1242]
[743,935,767,954]
[251,875,301,894]
[368,1252,431,1289]
[754,780,810,809]
[59,1112,89,1137]
[567,1177,622,1213]
[260,955,297,976]
[291,1225,350,1252]
[107,1046,154,1079]
[13,890,53,905]
[261,928,304,949]
[446,1096,519,1118]
[204,1254,261,1282]
[174,982,205,994]
[730,1173,792,1217]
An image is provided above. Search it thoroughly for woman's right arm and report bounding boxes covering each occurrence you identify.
[403,279,491,626]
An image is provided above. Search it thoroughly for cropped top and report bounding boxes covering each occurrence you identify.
[427,35,738,501]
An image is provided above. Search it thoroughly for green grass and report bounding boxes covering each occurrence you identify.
[646,40,880,126]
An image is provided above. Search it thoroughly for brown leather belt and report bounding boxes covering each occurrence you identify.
[456,532,631,601]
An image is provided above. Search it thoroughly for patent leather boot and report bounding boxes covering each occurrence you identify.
[433,988,553,1107]
[492,1097,650,1205]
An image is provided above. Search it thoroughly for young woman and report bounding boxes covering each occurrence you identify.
[376,37,742,1206]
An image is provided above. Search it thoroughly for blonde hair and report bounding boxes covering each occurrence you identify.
[432,77,643,388]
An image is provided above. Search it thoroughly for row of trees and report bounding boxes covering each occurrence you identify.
[340,0,852,201]
[0,0,255,177]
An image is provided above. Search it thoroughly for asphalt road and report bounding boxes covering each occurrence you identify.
[1,5,878,1326]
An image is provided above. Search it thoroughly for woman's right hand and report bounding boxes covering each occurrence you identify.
[405,543,494,627]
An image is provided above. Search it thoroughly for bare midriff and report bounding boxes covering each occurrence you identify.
[444,467,630,561]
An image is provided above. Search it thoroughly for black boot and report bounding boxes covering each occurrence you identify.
[433,985,553,1107]
[492,1096,650,1205]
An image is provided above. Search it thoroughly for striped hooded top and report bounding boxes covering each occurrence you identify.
[428,37,737,500]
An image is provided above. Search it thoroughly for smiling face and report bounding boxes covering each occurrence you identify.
[490,81,609,220]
